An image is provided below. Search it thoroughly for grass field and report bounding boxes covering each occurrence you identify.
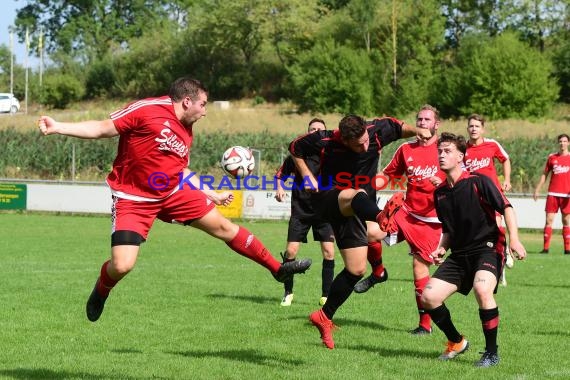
[1,212,569,379]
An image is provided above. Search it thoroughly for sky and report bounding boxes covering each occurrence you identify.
[0,0,39,67]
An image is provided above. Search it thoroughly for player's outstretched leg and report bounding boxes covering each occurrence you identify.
[273,259,312,282]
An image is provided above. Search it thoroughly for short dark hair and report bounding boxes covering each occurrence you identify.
[558,133,570,142]
[169,77,208,102]
[467,113,485,126]
[438,132,467,155]
[308,118,326,129]
[339,114,366,140]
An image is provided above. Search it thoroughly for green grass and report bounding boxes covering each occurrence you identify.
[1,212,569,379]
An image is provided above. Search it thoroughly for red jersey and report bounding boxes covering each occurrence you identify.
[464,138,509,189]
[106,96,192,200]
[543,153,570,198]
[383,140,445,220]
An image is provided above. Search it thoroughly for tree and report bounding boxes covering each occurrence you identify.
[14,0,172,63]
[438,32,559,119]
[287,40,374,115]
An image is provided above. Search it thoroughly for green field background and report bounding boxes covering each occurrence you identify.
[0,212,568,379]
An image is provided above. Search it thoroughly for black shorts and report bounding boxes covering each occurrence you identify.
[287,215,335,243]
[310,189,367,250]
[432,248,504,295]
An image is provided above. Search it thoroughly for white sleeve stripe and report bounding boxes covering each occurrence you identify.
[110,98,172,120]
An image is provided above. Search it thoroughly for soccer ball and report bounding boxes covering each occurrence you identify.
[220,146,255,178]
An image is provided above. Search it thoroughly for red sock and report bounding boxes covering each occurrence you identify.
[226,226,280,273]
[563,226,570,251]
[544,226,552,250]
[96,260,118,297]
[414,276,431,330]
[367,242,384,277]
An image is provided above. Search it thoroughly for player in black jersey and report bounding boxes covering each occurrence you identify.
[421,132,527,367]
[275,118,336,307]
[289,114,428,349]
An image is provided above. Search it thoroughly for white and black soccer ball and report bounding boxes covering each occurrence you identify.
[220,146,255,178]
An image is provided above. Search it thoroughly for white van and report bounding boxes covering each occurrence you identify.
[0,93,21,113]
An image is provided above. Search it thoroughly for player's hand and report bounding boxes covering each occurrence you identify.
[303,175,319,193]
[416,127,432,141]
[275,188,286,202]
[211,191,234,206]
[38,116,57,135]
[430,246,446,265]
[502,181,512,192]
[509,240,527,261]
[533,191,539,201]
[429,176,442,187]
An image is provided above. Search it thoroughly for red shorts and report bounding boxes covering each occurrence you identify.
[393,207,442,264]
[545,195,570,214]
[111,189,216,239]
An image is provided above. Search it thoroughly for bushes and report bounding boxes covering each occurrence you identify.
[287,40,374,115]
[41,74,85,109]
[438,32,559,119]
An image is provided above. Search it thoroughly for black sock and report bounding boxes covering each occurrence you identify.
[322,268,363,319]
[321,259,335,297]
[282,253,295,294]
[427,304,462,343]
[350,191,380,221]
[479,307,499,354]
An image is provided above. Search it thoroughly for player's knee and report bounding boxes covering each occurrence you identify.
[473,286,494,304]
[420,292,437,309]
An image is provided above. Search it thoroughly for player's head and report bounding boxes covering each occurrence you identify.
[467,113,486,142]
[437,132,467,172]
[339,114,369,153]
[558,133,570,151]
[169,77,209,127]
[416,104,440,142]
[308,118,326,133]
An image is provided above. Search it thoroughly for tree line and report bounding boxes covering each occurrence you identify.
[1,0,568,119]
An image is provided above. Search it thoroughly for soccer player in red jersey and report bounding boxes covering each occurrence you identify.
[275,118,336,307]
[354,104,446,336]
[422,132,526,367]
[533,133,570,254]
[289,114,429,349]
[37,77,312,322]
[464,114,513,284]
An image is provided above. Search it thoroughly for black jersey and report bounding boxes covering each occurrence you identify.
[434,172,512,255]
[288,117,404,195]
[276,155,320,218]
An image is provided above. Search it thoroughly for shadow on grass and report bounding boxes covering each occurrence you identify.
[111,348,144,354]
[168,349,305,367]
[534,330,570,337]
[346,344,444,360]
[0,368,166,380]
[289,315,402,334]
[206,293,275,305]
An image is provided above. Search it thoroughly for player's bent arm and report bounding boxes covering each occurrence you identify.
[291,156,318,191]
[502,159,512,191]
[39,116,118,139]
[504,207,526,260]
[400,122,418,138]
